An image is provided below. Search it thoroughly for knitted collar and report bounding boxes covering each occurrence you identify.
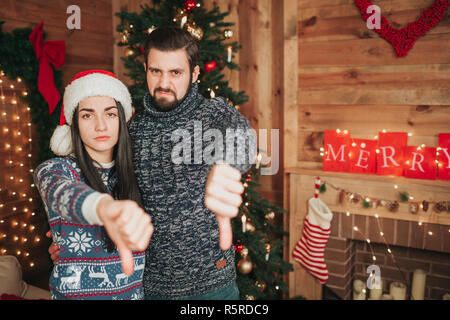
[143,82,205,121]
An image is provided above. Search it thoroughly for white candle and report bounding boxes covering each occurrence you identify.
[411,269,427,300]
[369,280,383,300]
[241,215,247,233]
[381,294,393,300]
[227,46,232,63]
[353,280,366,300]
[390,281,406,300]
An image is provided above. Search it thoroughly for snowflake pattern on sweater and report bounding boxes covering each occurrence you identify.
[34,156,145,300]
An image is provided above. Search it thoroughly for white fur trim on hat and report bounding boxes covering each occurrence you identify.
[63,73,132,125]
[50,124,72,156]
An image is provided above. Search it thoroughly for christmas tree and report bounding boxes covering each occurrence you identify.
[115,0,292,300]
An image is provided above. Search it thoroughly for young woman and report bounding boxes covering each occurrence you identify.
[34,70,153,300]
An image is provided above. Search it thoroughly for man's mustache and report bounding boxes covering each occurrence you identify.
[154,88,175,96]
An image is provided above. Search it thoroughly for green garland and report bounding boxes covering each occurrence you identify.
[0,21,63,267]
[0,21,63,166]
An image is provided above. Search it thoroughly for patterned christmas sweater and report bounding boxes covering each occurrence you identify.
[33,156,145,300]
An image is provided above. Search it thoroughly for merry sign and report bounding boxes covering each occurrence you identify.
[323,130,450,180]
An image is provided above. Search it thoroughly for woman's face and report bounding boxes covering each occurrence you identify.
[77,96,119,163]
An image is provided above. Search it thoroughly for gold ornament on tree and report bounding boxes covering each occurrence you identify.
[237,247,253,275]
[255,281,266,292]
[120,30,129,44]
[186,22,204,40]
[265,211,275,224]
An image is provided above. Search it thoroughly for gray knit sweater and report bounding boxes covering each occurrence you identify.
[128,83,256,298]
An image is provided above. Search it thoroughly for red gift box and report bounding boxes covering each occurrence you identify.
[438,133,450,180]
[323,129,350,172]
[377,132,408,176]
[403,146,437,180]
[349,139,377,174]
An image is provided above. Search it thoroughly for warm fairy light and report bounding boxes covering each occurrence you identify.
[29,262,34,267]
[380,232,384,236]
[366,239,371,244]
[428,231,433,236]
[346,212,350,216]
[394,185,398,189]
[353,226,358,231]
[418,222,423,226]
[336,129,341,133]
[382,129,387,133]
[408,132,413,137]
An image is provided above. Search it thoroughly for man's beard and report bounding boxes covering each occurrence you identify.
[149,76,193,113]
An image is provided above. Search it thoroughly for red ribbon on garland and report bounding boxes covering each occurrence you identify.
[28,21,65,114]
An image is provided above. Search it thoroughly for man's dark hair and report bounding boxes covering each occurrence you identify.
[144,26,200,72]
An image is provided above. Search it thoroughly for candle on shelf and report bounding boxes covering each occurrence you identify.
[381,294,393,300]
[353,279,366,300]
[389,281,406,300]
[369,279,383,300]
[411,269,427,300]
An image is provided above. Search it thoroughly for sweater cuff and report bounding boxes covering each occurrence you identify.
[81,192,109,226]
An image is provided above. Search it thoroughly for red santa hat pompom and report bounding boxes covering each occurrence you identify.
[50,70,132,156]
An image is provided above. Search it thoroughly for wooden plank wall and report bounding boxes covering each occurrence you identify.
[285,0,450,299]
[295,0,450,169]
[0,0,114,86]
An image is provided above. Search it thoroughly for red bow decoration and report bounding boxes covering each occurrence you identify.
[354,0,448,57]
[29,21,65,114]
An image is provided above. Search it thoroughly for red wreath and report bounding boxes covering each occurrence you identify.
[354,0,448,57]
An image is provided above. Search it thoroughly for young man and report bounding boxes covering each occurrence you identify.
[48,27,256,300]
[131,26,256,300]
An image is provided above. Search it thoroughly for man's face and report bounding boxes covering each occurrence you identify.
[145,48,200,111]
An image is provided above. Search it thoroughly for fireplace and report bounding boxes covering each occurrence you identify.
[285,169,450,300]
[324,211,450,300]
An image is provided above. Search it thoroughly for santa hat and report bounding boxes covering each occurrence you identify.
[50,70,132,156]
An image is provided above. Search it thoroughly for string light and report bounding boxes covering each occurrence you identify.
[0,71,40,269]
